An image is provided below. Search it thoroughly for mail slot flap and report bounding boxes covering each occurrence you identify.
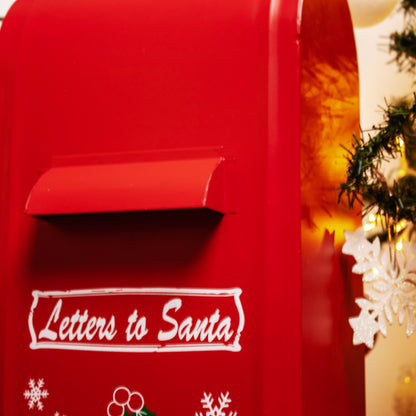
[25,157,232,215]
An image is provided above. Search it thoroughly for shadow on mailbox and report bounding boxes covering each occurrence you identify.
[28,210,222,276]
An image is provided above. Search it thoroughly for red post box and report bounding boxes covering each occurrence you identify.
[0,0,365,414]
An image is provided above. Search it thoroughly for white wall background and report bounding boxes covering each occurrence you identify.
[354,6,414,128]
[0,0,414,414]
[0,0,15,22]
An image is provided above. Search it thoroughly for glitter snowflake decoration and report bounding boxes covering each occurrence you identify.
[195,392,237,416]
[23,378,49,410]
[343,227,416,348]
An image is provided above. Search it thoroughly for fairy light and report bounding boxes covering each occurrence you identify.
[396,135,408,178]
[396,135,405,150]
[396,219,408,233]
[363,222,376,231]
[363,213,379,232]
[396,239,404,251]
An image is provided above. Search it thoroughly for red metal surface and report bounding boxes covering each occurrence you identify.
[25,155,231,215]
[0,0,364,415]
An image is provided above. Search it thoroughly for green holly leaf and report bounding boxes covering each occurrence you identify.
[124,405,156,416]
[141,405,156,416]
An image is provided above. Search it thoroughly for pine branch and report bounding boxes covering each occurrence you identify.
[402,0,416,14]
[388,0,416,72]
[390,29,416,72]
[339,97,416,224]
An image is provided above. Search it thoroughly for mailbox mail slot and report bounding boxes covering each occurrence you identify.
[0,0,364,415]
[26,154,234,215]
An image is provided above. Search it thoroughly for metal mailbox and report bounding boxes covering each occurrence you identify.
[0,0,365,414]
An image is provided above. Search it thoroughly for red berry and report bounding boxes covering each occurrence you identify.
[107,401,124,416]
[113,386,130,406]
[127,391,144,413]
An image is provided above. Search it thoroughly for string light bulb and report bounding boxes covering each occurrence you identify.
[396,239,404,251]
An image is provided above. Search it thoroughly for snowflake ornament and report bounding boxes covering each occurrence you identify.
[195,392,237,416]
[24,378,49,410]
[343,226,416,348]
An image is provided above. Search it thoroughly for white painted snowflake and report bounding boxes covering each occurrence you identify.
[195,392,237,416]
[23,378,49,410]
[343,227,416,348]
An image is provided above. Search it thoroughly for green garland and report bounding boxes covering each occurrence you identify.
[339,0,416,226]
[339,97,416,224]
[401,0,416,13]
[390,30,416,72]
[390,0,416,71]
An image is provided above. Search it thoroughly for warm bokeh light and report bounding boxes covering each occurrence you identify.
[363,222,376,232]
[301,57,359,240]
[396,239,403,251]
[396,219,408,233]
[300,1,364,413]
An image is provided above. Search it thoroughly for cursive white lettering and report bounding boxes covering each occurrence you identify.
[38,299,117,342]
[158,301,234,343]
[39,299,62,340]
[125,310,148,341]
[158,298,181,341]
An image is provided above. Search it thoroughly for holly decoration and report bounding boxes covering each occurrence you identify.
[124,405,156,416]
[108,387,156,416]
